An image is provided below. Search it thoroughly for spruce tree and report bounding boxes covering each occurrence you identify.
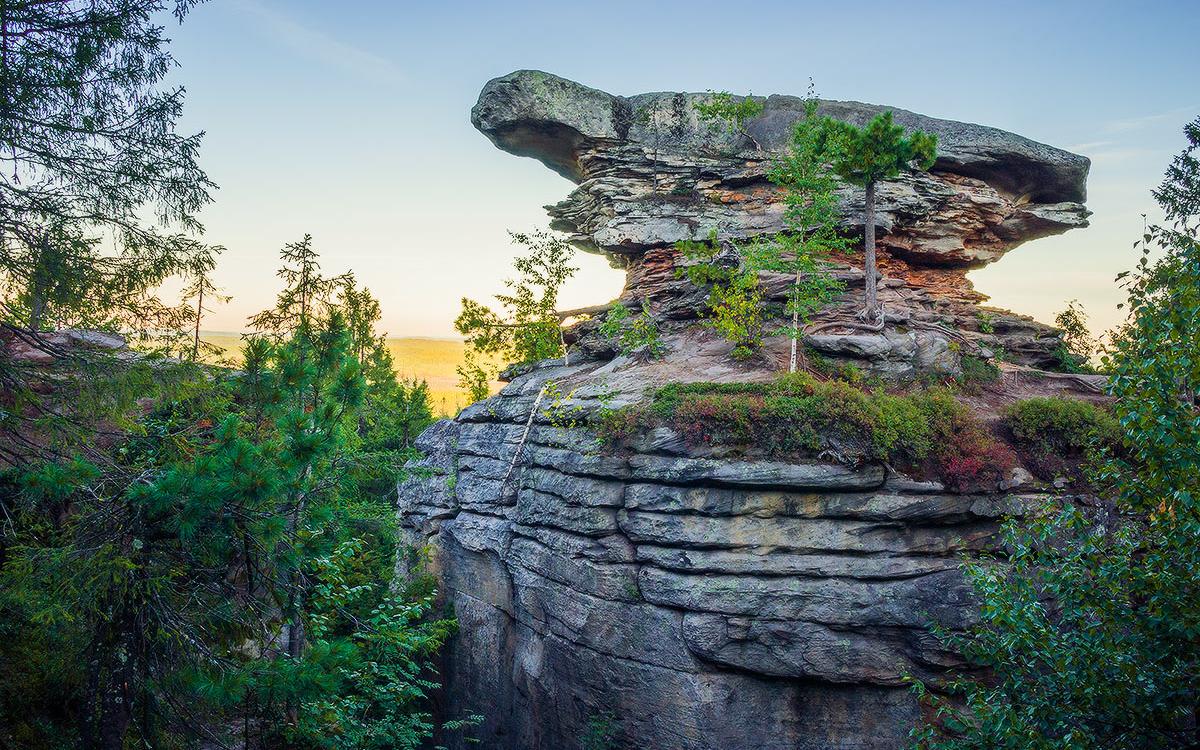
[0,0,217,331]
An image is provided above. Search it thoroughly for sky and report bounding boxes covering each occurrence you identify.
[165,0,1200,338]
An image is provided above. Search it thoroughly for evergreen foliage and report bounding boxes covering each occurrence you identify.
[687,83,849,368]
[747,86,851,371]
[0,0,217,336]
[823,112,937,322]
[0,1,223,460]
[0,242,446,750]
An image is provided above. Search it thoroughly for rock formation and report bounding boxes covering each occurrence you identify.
[398,71,1097,749]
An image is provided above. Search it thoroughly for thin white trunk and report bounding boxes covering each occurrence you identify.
[500,384,547,493]
[864,180,879,321]
[790,272,800,373]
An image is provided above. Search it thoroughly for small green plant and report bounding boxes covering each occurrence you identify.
[707,271,764,359]
[694,90,764,150]
[956,355,1000,391]
[807,351,868,387]
[599,300,666,358]
[592,403,655,447]
[676,232,764,359]
[580,711,618,750]
[1003,396,1121,482]
[1052,299,1097,373]
[542,379,586,429]
[975,310,996,334]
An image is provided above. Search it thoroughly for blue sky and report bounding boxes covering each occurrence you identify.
[167,0,1199,337]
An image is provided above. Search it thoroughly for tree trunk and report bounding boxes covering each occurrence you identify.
[790,273,800,373]
[191,285,203,361]
[28,233,50,331]
[863,180,879,321]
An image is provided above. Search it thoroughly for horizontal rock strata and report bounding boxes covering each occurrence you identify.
[472,70,1092,375]
[398,366,1051,749]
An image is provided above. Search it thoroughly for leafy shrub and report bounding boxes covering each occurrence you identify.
[676,233,765,358]
[957,355,1000,390]
[806,350,869,386]
[592,403,655,446]
[598,301,666,358]
[1051,299,1097,374]
[1003,396,1120,481]
[597,374,1012,488]
[975,311,996,334]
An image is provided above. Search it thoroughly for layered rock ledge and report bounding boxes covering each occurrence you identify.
[472,71,1091,375]
[399,362,1071,749]
[472,69,1089,268]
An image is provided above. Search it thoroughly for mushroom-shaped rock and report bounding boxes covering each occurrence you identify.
[472,69,1090,268]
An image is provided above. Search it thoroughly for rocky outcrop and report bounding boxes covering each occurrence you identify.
[399,362,1057,749]
[472,70,1089,268]
[473,70,1091,375]
[397,72,1096,749]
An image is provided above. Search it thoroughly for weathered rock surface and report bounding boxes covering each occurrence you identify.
[396,73,1096,749]
[397,362,1062,750]
[473,70,1092,376]
[472,69,1088,267]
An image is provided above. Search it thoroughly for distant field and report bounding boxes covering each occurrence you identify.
[200,332,492,416]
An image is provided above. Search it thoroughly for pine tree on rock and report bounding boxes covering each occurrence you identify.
[824,112,937,323]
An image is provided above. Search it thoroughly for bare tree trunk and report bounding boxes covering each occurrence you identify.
[28,232,49,331]
[79,651,101,750]
[191,285,203,361]
[863,180,879,321]
[790,274,800,373]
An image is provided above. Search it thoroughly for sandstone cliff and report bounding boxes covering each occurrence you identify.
[397,71,1097,750]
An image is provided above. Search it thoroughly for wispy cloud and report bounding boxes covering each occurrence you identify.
[1103,106,1198,133]
[1066,140,1115,153]
[230,0,404,85]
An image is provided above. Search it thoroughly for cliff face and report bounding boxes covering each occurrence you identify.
[397,72,1095,749]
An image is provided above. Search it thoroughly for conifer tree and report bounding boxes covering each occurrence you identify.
[179,248,229,361]
[823,112,937,323]
[0,0,217,333]
[0,1,219,461]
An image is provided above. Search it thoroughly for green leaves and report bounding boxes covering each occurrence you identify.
[455,229,577,402]
[694,90,765,150]
[911,116,1200,750]
[598,301,666,359]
